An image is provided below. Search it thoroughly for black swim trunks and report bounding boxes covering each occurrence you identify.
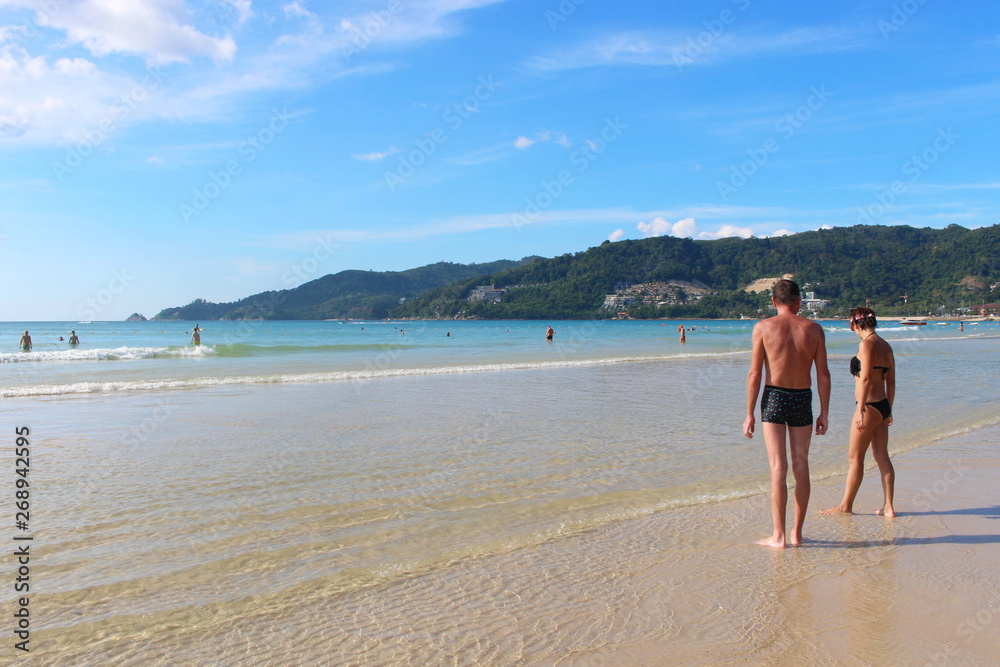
[761,385,813,427]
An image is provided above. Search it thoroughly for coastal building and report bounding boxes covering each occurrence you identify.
[801,291,829,314]
[602,280,715,309]
[467,285,506,303]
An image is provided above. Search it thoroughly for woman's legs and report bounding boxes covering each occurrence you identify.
[870,420,895,516]
[822,407,883,514]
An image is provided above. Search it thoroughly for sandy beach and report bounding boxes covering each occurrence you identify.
[303,425,1000,666]
[5,321,998,664]
[37,422,996,666]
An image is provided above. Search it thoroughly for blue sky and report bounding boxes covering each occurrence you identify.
[2,0,999,320]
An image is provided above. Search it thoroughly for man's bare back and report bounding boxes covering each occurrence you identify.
[743,280,830,548]
[756,312,827,390]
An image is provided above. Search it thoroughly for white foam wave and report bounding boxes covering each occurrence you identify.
[2,350,747,397]
[0,346,215,364]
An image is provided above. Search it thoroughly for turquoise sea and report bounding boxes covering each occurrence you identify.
[2,318,998,663]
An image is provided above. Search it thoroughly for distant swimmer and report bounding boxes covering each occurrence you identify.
[69,331,80,346]
[19,331,32,352]
[545,326,555,341]
[446,332,450,337]
[678,325,686,343]
[59,336,64,341]
[191,325,201,346]
[959,321,964,332]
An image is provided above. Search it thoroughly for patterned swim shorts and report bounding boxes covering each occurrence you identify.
[761,385,813,428]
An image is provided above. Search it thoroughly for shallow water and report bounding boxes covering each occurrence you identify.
[2,318,998,663]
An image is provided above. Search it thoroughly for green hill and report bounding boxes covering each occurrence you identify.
[153,259,539,320]
[392,224,999,319]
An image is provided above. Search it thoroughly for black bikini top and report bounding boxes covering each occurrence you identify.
[850,356,891,377]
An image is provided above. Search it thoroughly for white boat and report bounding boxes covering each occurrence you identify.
[900,318,928,326]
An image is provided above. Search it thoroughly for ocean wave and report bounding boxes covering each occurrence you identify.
[0,346,215,364]
[2,350,748,398]
[211,343,414,357]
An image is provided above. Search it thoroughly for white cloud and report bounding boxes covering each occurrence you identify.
[536,128,571,147]
[772,228,793,236]
[353,146,399,161]
[637,217,756,240]
[515,128,571,150]
[637,216,697,238]
[21,0,238,63]
[699,224,754,239]
[608,228,625,242]
[0,46,141,143]
[530,26,864,71]
[0,0,509,145]
[222,0,254,26]
[282,2,314,20]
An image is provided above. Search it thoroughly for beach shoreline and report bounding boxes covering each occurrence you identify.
[4,320,998,664]
[307,424,1000,666]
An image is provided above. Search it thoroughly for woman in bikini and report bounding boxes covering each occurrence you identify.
[822,307,896,517]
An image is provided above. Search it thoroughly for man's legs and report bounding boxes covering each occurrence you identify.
[787,425,812,545]
[758,423,789,548]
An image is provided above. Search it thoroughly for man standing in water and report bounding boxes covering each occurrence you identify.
[743,279,830,548]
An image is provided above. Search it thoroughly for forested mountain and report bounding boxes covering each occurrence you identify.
[392,224,999,319]
[153,259,539,320]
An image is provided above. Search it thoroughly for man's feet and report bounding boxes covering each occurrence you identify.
[820,505,853,515]
[755,535,786,548]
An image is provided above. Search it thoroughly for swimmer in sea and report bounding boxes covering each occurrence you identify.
[191,325,201,346]
[19,331,32,352]
[545,326,555,341]
[69,331,80,346]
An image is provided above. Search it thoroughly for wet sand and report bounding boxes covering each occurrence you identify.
[16,424,999,665]
[304,425,1000,666]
